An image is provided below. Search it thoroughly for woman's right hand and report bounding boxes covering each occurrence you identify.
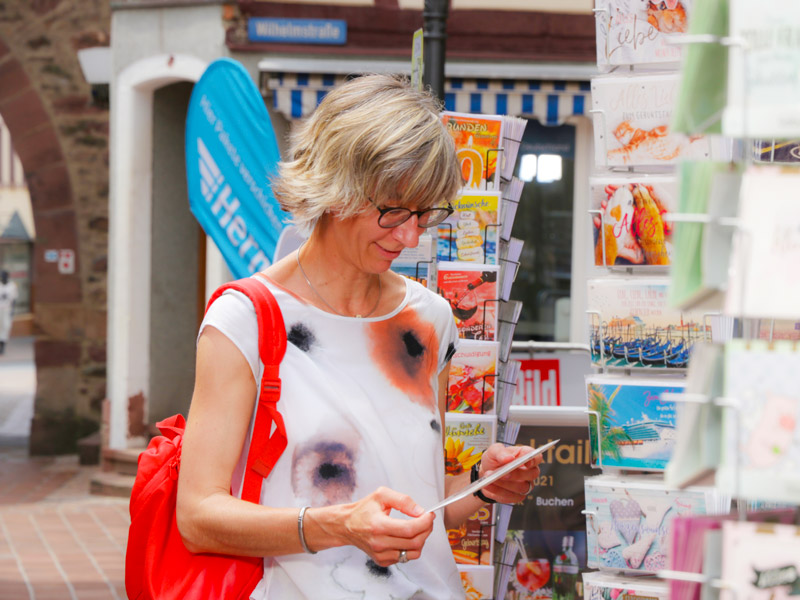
[334,487,435,567]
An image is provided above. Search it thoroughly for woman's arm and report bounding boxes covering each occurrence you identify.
[176,325,435,566]
[438,364,543,530]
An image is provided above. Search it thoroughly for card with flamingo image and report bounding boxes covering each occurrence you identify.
[436,191,500,265]
[583,570,669,600]
[588,278,711,369]
[441,111,505,191]
[595,0,692,71]
[444,414,497,566]
[590,174,677,268]
[591,73,711,168]
[717,340,800,504]
[586,374,683,472]
[584,474,712,573]
[438,263,499,341]
[448,341,499,415]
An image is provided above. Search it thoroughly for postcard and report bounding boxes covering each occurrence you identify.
[590,174,677,267]
[583,570,669,600]
[588,278,710,369]
[448,341,499,415]
[441,111,505,191]
[438,263,499,341]
[586,374,683,471]
[390,233,433,289]
[595,0,690,71]
[458,565,495,600]
[718,340,800,504]
[592,73,711,168]
[584,474,711,574]
[436,191,500,265]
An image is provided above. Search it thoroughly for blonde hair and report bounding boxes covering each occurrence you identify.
[272,74,462,233]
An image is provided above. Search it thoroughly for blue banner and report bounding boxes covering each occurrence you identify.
[185,58,289,279]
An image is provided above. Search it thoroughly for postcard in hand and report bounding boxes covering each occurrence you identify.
[588,278,710,369]
[590,174,676,267]
[595,0,690,71]
[441,111,505,191]
[438,263,499,341]
[592,73,711,168]
[444,414,497,566]
[584,474,709,574]
[586,375,682,472]
[718,340,800,504]
[436,192,500,264]
[448,341,498,415]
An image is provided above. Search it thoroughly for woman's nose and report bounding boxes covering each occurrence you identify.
[392,216,423,248]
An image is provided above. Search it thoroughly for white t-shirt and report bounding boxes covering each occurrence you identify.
[200,275,465,600]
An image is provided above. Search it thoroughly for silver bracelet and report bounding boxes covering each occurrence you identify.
[297,506,317,554]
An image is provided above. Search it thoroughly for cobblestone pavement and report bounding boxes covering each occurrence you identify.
[0,337,130,600]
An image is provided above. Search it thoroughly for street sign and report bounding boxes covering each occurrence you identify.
[248,18,347,45]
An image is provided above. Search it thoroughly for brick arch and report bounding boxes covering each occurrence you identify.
[0,38,82,304]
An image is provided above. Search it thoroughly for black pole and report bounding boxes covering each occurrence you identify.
[422,0,448,102]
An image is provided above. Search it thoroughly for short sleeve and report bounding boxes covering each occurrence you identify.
[198,290,261,383]
[436,298,460,372]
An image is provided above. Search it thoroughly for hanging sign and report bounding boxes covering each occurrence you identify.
[185,58,289,278]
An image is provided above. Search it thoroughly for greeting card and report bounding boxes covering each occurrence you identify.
[590,174,676,268]
[390,233,433,289]
[588,278,709,369]
[584,474,711,574]
[458,565,495,600]
[448,341,499,415]
[436,191,500,265]
[718,340,800,504]
[583,570,669,600]
[592,73,711,168]
[438,263,499,341]
[586,375,683,471]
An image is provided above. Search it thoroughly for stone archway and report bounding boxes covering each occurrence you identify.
[0,1,110,454]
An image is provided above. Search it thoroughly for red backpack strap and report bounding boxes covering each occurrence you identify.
[205,275,287,504]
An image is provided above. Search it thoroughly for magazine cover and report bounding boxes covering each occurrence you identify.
[458,565,495,600]
[590,175,676,267]
[441,111,505,190]
[582,571,669,600]
[595,0,691,71]
[719,521,800,600]
[438,263,499,341]
[588,278,709,369]
[592,73,711,168]
[390,234,433,288]
[584,474,709,574]
[503,424,594,600]
[444,414,497,566]
[448,341,499,415]
[718,340,800,504]
[436,191,500,264]
[586,375,683,471]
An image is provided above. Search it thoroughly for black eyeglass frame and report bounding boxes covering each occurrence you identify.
[368,197,454,229]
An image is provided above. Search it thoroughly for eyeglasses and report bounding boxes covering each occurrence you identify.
[369,198,454,229]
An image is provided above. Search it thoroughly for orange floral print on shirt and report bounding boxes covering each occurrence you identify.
[366,307,439,412]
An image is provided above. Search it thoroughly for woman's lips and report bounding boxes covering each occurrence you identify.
[375,243,403,260]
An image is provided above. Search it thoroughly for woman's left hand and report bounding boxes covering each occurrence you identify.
[477,443,543,504]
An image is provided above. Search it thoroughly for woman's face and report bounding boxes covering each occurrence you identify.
[331,202,426,273]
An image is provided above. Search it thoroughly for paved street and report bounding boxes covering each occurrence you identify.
[0,337,130,600]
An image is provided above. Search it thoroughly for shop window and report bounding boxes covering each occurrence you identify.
[510,120,576,341]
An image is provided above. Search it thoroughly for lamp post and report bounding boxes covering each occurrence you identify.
[422,0,448,102]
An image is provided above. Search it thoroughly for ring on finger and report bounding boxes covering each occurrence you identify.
[398,549,408,564]
[525,481,533,495]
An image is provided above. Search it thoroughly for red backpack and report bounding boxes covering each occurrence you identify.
[125,276,287,600]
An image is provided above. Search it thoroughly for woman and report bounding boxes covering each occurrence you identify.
[176,74,542,599]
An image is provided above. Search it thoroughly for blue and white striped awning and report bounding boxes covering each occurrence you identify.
[265,72,591,125]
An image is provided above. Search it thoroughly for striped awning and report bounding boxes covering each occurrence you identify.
[265,72,591,125]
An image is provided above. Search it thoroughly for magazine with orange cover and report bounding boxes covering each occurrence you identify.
[441,111,505,191]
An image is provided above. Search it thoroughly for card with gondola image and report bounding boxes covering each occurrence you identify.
[587,278,710,370]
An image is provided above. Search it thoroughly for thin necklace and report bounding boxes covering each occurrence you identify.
[295,249,382,318]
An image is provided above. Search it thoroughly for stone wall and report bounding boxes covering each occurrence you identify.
[0,0,110,454]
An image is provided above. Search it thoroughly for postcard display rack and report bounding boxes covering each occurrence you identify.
[586,1,800,599]
[391,111,528,599]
